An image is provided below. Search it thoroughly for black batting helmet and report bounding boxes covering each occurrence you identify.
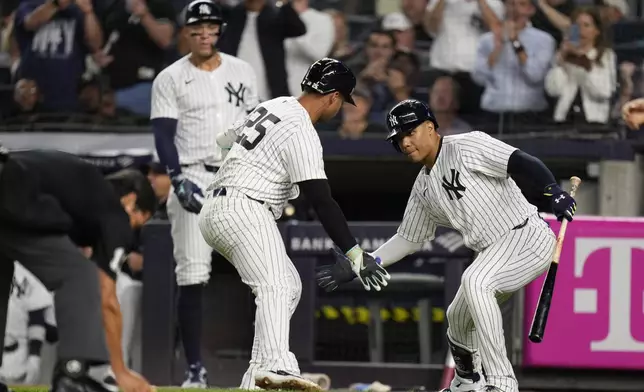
[301,58,356,105]
[184,0,226,31]
[386,99,438,151]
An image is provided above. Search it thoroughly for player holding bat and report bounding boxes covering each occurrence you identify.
[316,100,577,392]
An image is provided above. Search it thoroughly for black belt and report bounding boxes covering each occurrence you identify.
[212,187,271,211]
[512,218,529,230]
[181,163,218,173]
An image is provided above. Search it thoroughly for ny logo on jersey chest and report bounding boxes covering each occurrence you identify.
[442,169,466,200]
[225,82,246,107]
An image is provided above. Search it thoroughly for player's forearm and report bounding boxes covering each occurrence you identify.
[152,118,181,177]
[298,179,357,253]
[372,234,424,267]
[507,150,556,191]
[99,272,127,375]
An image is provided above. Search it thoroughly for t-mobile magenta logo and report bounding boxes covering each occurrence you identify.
[574,238,644,352]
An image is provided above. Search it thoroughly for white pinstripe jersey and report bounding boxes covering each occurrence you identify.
[5,262,53,341]
[398,131,537,252]
[208,96,326,219]
[150,53,259,166]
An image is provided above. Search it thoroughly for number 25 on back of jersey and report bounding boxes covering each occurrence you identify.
[235,106,282,151]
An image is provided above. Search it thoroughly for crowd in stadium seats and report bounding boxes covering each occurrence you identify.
[0,0,642,135]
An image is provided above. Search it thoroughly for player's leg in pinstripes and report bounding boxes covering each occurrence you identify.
[446,218,554,392]
[166,167,215,387]
[115,272,142,370]
[240,257,301,390]
[198,197,316,391]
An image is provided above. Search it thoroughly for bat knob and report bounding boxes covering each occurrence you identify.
[528,334,543,344]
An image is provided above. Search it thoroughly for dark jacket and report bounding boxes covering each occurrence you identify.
[217,1,306,99]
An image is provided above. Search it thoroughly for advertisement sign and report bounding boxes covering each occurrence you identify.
[523,215,644,369]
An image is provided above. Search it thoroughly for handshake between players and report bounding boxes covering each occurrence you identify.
[317,247,390,292]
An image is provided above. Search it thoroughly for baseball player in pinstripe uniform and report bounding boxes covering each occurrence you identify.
[316,100,577,392]
[198,58,390,391]
[1,262,55,385]
[150,0,258,387]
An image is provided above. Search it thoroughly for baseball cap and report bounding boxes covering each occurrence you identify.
[382,12,412,32]
[602,0,629,15]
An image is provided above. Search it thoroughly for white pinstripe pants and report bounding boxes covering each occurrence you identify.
[198,190,302,389]
[167,165,218,286]
[446,215,555,392]
[116,271,142,373]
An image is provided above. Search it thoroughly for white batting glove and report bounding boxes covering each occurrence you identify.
[345,246,391,291]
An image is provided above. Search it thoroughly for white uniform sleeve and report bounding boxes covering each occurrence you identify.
[372,234,425,268]
[397,189,437,243]
[281,125,327,183]
[150,71,179,120]
[458,131,517,178]
[244,63,260,112]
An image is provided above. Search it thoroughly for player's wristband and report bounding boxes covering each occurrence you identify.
[345,245,362,262]
[543,183,562,197]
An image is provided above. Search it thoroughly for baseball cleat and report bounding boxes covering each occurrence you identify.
[51,360,113,392]
[255,370,322,391]
[181,364,208,388]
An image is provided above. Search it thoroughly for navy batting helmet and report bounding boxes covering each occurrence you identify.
[301,58,356,105]
[184,0,226,30]
[386,99,438,151]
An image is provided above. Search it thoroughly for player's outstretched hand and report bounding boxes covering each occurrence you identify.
[315,253,356,292]
[171,174,204,214]
[544,183,577,221]
[116,369,155,392]
[346,246,391,291]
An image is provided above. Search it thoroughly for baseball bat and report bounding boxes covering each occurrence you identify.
[528,176,582,343]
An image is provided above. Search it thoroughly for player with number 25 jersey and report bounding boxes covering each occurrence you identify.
[198,58,390,391]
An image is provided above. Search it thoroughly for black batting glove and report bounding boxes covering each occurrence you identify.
[544,183,577,222]
[172,174,204,214]
[315,255,356,292]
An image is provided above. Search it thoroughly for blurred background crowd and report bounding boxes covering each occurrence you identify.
[0,0,642,135]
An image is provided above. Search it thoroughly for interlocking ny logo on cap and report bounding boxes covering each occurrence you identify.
[199,4,211,14]
[389,116,399,127]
